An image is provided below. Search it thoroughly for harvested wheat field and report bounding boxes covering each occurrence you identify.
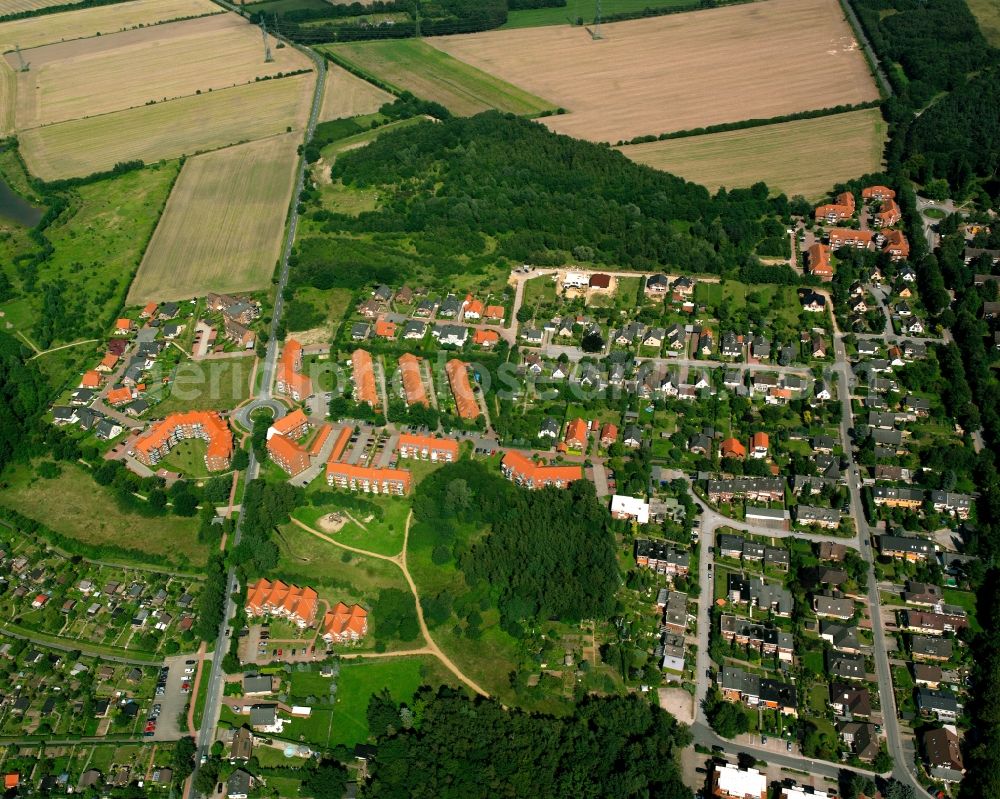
[13,13,310,128]
[0,0,84,15]
[322,38,555,117]
[128,134,299,303]
[620,109,887,200]
[0,58,13,136]
[20,73,313,180]
[431,0,879,142]
[0,0,218,51]
[318,62,393,122]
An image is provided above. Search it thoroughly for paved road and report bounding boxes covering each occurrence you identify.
[190,10,327,794]
[688,310,934,798]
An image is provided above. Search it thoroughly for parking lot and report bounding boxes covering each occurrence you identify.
[151,653,197,741]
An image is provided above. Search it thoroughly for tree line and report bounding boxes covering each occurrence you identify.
[362,686,692,798]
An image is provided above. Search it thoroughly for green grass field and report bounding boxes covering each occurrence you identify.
[0,160,179,347]
[0,462,207,566]
[321,39,555,117]
[967,0,1000,45]
[503,0,697,28]
[149,357,253,415]
[157,439,223,479]
[619,109,887,200]
[328,657,457,746]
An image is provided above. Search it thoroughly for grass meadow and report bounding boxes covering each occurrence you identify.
[320,39,555,117]
[0,462,208,567]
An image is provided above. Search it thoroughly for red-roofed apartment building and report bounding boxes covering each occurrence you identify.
[322,602,368,643]
[874,198,902,228]
[266,409,312,476]
[829,228,875,250]
[862,185,895,202]
[246,578,318,628]
[446,359,479,420]
[397,434,459,462]
[806,243,833,279]
[352,349,379,408]
[501,451,582,490]
[275,339,313,401]
[398,353,428,406]
[132,411,233,471]
[814,192,855,223]
[883,230,910,261]
[326,463,411,495]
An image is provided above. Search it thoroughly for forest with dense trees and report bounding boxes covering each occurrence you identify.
[412,459,619,632]
[362,687,691,799]
[293,112,793,295]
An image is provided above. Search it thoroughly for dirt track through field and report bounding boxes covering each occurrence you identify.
[430,0,879,142]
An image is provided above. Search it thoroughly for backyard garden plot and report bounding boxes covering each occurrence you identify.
[320,38,555,117]
[129,134,299,303]
[619,109,887,200]
[430,0,879,142]
[0,0,218,51]
[318,61,393,122]
[12,13,311,128]
[19,73,313,179]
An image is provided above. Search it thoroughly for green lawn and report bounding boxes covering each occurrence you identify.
[943,588,980,633]
[157,439,221,479]
[149,357,254,415]
[330,657,458,747]
[321,39,555,117]
[0,462,207,567]
[293,494,410,557]
[503,0,698,27]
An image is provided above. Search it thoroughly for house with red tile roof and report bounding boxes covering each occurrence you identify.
[80,370,102,389]
[246,578,318,628]
[463,296,484,320]
[275,339,313,402]
[829,228,875,250]
[352,349,379,408]
[446,359,479,420]
[806,243,833,279]
[114,318,136,336]
[4,773,19,790]
[600,422,618,447]
[473,328,500,348]
[750,432,769,459]
[501,451,582,489]
[485,305,505,322]
[374,319,397,339]
[139,301,158,319]
[133,411,233,471]
[96,352,120,372]
[106,387,134,406]
[397,434,459,462]
[720,438,746,460]
[814,192,855,223]
[326,463,411,495]
[398,353,428,406]
[589,273,612,289]
[564,417,589,449]
[322,602,368,643]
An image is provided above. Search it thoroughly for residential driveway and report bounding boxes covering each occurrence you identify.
[590,461,609,497]
[153,653,196,742]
